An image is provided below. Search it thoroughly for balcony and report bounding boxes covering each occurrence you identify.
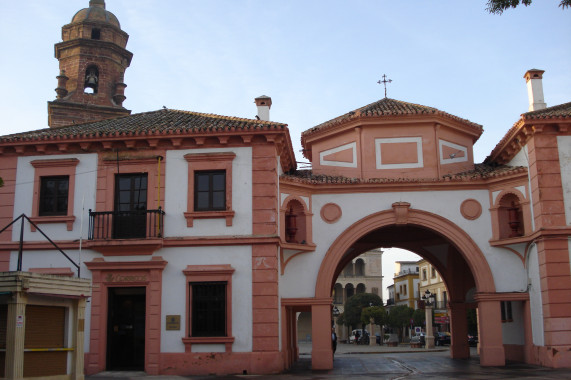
[86,208,165,256]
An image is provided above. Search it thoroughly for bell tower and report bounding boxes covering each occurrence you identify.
[48,0,132,128]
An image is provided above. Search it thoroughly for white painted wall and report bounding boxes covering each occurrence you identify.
[13,154,97,241]
[557,136,571,225]
[159,246,253,353]
[164,147,252,237]
[501,301,525,345]
[527,243,545,346]
[280,189,527,298]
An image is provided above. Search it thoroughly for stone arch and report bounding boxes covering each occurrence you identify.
[315,204,496,298]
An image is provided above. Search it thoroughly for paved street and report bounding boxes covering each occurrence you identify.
[87,343,571,379]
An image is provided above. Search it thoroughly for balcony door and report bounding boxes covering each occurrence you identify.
[113,173,148,239]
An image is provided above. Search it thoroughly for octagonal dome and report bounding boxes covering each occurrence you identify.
[71,0,120,28]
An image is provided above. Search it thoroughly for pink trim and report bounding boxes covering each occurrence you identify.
[30,158,79,231]
[182,264,235,352]
[97,155,164,215]
[84,238,163,256]
[460,199,482,220]
[159,351,283,375]
[184,152,236,227]
[84,257,167,375]
[320,203,342,224]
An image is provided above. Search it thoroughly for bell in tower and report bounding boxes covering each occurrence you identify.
[47,0,133,128]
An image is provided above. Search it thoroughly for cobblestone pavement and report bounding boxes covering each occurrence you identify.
[87,343,571,380]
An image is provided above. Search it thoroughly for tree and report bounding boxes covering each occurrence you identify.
[387,305,414,341]
[486,0,570,14]
[340,293,383,330]
[412,308,425,327]
[361,305,387,327]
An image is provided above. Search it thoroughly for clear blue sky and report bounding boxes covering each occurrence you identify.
[0,1,568,297]
[0,0,569,164]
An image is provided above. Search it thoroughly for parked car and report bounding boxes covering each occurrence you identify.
[434,331,451,346]
[349,329,369,344]
[468,333,478,346]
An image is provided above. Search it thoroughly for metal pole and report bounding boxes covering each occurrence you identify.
[17,215,25,271]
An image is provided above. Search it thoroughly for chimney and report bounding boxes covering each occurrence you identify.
[254,95,272,121]
[524,69,546,111]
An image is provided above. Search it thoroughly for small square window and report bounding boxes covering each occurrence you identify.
[191,282,227,337]
[194,170,226,211]
[39,176,69,216]
[91,28,101,39]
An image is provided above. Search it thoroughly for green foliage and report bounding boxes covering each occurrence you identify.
[336,312,346,327]
[361,306,387,327]
[486,0,570,14]
[412,308,425,326]
[387,305,414,329]
[0,177,3,187]
[342,293,383,328]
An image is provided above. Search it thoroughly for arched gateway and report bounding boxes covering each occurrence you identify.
[279,75,571,371]
[311,204,504,368]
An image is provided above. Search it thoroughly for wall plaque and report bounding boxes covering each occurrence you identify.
[166,315,181,330]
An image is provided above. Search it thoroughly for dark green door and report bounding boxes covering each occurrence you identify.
[107,287,146,370]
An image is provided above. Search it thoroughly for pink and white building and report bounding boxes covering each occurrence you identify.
[0,1,570,377]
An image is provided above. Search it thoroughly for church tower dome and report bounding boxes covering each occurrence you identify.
[48,0,133,127]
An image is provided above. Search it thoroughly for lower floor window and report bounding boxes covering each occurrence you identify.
[191,282,227,337]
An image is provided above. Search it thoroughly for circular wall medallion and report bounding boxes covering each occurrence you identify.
[460,199,482,220]
[321,203,342,224]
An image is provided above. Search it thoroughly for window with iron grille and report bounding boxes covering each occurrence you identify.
[194,171,226,211]
[191,282,227,337]
[39,176,69,216]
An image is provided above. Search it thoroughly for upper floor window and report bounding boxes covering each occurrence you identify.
[355,259,365,276]
[431,267,436,278]
[30,158,78,231]
[39,176,69,216]
[422,268,427,281]
[184,152,235,227]
[194,170,226,211]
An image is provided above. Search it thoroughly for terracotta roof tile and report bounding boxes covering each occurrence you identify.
[0,108,288,143]
[522,101,571,120]
[302,98,482,137]
[281,164,526,185]
[485,102,571,164]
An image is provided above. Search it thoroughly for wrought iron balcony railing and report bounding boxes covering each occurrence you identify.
[88,208,165,240]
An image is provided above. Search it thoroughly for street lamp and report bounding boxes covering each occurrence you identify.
[422,290,436,349]
[332,306,340,317]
